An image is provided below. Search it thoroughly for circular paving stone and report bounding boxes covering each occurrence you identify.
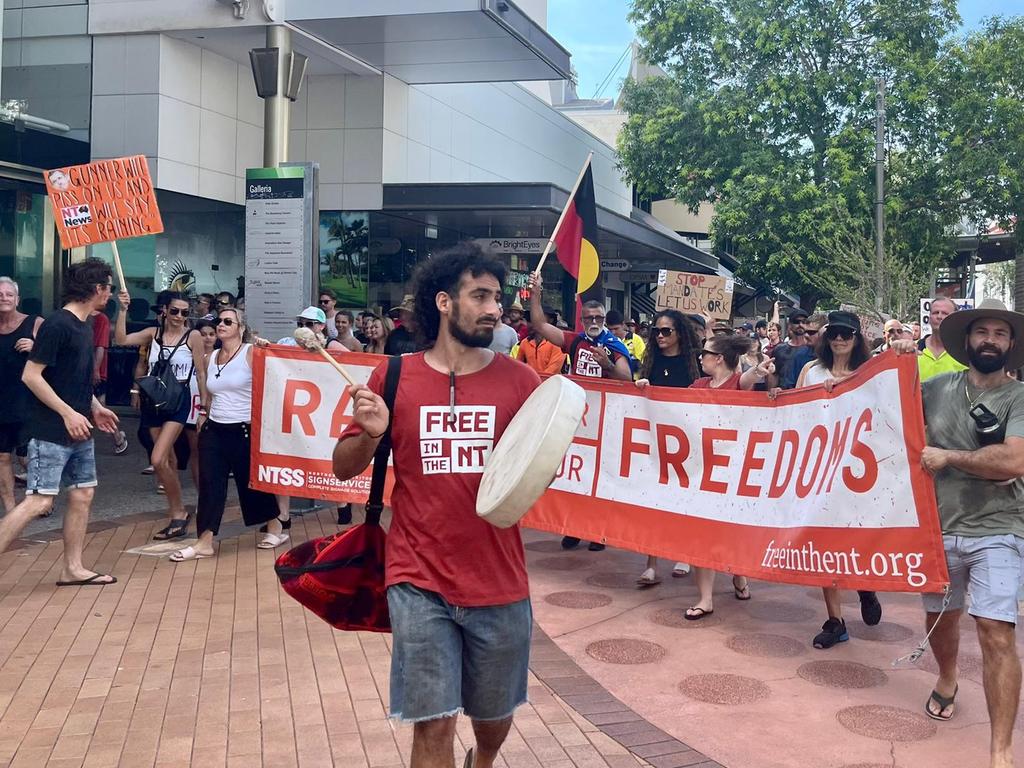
[585,571,645,590]
[586,638,667,665]
[524,539,567,553]
[544,591,613,609]
[805,588,861,605]
[678,673,770,705]
[534,556,589,571]
[848,621,915,643]
[725,633,806,658]
[798,660,888,689]
[650,607,723,629]
[837,705,937,741]
[744,598,818,623]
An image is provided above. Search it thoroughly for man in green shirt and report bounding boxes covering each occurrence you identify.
[919,296,968,381]
[916,299,1024,768]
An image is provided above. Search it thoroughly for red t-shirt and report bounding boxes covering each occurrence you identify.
[341,352,541,607]
[560,330,625,379]
[691,373,742,390]
[91,311,110,381]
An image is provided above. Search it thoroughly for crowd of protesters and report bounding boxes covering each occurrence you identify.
[3,249,1024,767]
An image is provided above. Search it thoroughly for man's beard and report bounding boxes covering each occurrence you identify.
[448,302,494,348]
[967,342,1009,374]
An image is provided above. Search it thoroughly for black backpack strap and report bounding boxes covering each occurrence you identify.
[365,355,402,527]
[569,335,583,372]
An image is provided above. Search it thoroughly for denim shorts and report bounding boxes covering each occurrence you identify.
[922,534,1024,624]
[25,438,97,496]
[386,582,532,723]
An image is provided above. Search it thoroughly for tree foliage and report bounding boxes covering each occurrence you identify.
[619,0,962,311]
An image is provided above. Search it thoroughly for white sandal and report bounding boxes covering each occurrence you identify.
[257,532,290,549]
[169,545,213,562]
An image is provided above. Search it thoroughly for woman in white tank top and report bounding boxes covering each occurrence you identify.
[169,307,281,561]
[115,291,204,541]
[793,311,886,649]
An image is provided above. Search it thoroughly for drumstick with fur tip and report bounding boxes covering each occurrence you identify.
[293,327,358,386]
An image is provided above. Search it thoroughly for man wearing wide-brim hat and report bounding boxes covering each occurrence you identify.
[896,298,1024,764]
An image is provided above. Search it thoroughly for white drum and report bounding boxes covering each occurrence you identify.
[476,375,586,528]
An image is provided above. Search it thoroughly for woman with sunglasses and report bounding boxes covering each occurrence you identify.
[170,307,280,561]
[684,335,774,619]
[634,310,703,584]
[116,290,204,540]
[792,311,884,648]
[363,315,393,355]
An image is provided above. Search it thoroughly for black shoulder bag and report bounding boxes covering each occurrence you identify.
[136,331,190,415]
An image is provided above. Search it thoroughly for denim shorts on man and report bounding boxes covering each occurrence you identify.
[922,534,1024,624]
[25,438,97,495]
[386,582,532,723]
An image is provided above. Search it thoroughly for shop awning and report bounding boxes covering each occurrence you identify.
[381,183,719,273]
[286,0,572,83]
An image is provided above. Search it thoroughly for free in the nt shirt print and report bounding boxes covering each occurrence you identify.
[418,406,497,474]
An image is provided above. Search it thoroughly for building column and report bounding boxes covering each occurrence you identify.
[263,24,291,167]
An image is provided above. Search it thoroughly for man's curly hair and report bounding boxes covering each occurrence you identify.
[412,242,507,346]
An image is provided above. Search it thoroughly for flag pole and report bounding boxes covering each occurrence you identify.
[533,151,594,276]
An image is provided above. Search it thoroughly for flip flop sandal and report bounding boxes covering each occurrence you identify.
[684,607,714,621]
[56,573,117,587]
[925,685,958,721]
[463,747,474,768]
[257,532,290,549]
[636,568,662,587]
[733,579,752,600]
[672,564,690,578]
[169,546,212,562]
[153,517,189,541]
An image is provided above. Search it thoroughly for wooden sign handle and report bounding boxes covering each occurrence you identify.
[314,345,358,387]
[109,241,127,291]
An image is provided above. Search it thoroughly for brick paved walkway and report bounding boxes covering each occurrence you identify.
[0,507,705,768]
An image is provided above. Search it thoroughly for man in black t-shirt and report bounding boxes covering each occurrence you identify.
[0,259,120,587]
[767,308,811,390]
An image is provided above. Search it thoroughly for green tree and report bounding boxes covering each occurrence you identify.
[619,0,961,311]
[937,18,1024,309]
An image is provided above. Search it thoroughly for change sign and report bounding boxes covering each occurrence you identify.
[44,155,163,248]
[656,269,734,319]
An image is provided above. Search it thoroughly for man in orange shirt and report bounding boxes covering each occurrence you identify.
[516,310,566,375]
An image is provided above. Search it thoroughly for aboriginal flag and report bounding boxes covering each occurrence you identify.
[553,163,602,330]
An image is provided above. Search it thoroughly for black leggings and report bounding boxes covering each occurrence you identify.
[196,420,277,536]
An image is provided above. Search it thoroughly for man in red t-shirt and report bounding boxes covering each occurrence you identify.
[335,243,540,768]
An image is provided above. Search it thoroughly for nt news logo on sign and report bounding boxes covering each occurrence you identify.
[61,205,92,228]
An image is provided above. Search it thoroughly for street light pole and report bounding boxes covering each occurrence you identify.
[874,77,886,313]
[264,24,291,167]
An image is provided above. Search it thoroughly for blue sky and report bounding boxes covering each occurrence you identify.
[548,1,1024,101]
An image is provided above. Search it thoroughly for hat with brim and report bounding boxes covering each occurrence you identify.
[825,310,860,334]
[297,306,327,323]
[788,308,809,321]
[390,294,415,314]
[938,298,1024,370]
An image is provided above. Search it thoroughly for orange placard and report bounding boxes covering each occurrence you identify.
[44,155,163,249]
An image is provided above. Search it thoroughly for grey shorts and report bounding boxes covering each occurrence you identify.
[25,438,98,496]
[922,534,1024,624]
[386,582,532,723]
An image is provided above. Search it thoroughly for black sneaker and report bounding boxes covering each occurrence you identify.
[587,542,606,551]
[858,591,882,626]
[812,617,848,649]
[561,536,581,550]
[337,504,353,525]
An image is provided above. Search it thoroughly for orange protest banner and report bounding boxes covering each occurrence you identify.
[44,155,163,249]
[250,346,948,593]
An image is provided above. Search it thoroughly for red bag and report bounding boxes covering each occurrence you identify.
[274,355,401,632]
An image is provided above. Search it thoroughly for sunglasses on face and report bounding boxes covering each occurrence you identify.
[297,320,319,329]
[215,317,236,327]
[582,315,605,323]
[804,329,819,337]
[697,349,720,358]
[165,307,187,317]
[319,298,332,305]
[827,328,855,341]
[652,327,675,337]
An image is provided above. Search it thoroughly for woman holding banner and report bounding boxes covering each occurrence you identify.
[792,310,884,648]
[683,335,774,619]
[116,291,204,540]
[169,306,280,561]
[634,310,702,585]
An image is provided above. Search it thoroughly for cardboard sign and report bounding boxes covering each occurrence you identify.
[656,269,734,319]
[920,298,974,337]
[44,155,163,249]
[251,348,947,592]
